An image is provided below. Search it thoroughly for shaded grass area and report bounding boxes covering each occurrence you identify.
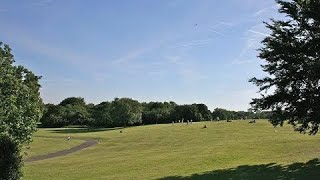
[49,127,123,134]
[159,159,320,180]
[24,120,320,179]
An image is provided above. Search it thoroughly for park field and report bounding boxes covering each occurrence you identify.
[24,120,320,179]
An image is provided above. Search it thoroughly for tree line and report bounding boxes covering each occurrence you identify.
[41,97,272,128]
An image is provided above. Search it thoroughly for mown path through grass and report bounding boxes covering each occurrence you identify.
[25,136,98,163]
[24,120,320,179]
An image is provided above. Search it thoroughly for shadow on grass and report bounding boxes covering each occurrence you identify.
[49,127,124,134]
[159,158,320,180]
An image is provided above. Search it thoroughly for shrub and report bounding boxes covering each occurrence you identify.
[0,135,23,180]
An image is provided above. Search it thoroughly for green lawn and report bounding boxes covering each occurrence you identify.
[24,137,83,158]
[23,120,320,179]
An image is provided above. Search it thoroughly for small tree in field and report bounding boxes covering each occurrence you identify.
[0,42,43,179]
[250,0,320,134]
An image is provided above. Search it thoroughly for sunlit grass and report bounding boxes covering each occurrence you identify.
[24,120,320,179]
[23,136,83,158]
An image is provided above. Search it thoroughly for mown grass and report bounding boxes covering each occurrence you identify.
[23,120,320,179]
[23,137,83,158]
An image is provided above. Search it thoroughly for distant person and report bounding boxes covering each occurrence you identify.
[187,120,189,125]
[190,120,193,124]
[67,136,71,141]
[249,120,256,123]
[172,121,174,125]
[178,120,181,123]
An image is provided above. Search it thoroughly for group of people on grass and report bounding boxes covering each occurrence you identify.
[172,119,193,125]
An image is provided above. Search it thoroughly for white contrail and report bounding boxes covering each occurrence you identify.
[248,30,269,36]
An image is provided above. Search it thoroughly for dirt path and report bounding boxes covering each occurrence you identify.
[25,138,98,163]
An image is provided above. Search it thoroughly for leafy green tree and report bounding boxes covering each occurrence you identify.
[212,108,232,120]
[64,104,91,125]
[250,0,320,134]
[111,98,142,127]
[59,97,91,126]
[173,105,201,121]
[41,105,68,128]
[0,42,43,179]
[59,97,86,106]
[41,97,91,128]
[90,102,113,127]
[195,104,212,120]
[142,101,176,124]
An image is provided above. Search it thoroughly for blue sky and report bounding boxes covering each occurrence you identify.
[0,0,281,111]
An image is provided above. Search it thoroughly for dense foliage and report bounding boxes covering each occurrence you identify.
[0,42,43,144]
[250,0,320,134]
[0,135,23,180]
[0,42,43,179]
[41,97,271,128]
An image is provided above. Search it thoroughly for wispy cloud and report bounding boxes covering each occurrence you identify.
[232,23,269,65]
[253,3,282,18]
[165,55,207,82]
[178,68,207,81]
[253,8,267,17]
[208,29,225,35]
[111,37,169,66]
[111,47,149,64]
[0,24,101,67]
[248,30,269,36]
[232,59,254,65]
[211,20,234,29]
[216,21,234,27]
[170,38,213,48]
[207,20,234,36]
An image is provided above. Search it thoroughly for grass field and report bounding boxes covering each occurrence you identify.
[23,120,320,179]
[24,137,83,158]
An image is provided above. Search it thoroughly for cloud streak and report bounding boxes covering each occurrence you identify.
[170,38,214,48]
[111,47,149,64]
[253,8,267,17]
[165,55,207,82]
[208,29,225,35]
[0,24,105,69]
[248,30,269,36]
[232,59,254,65]
[211,21,234,29]
[232,23,269,65]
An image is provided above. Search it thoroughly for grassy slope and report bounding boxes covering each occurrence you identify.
[24,120,320,179]
[24,137,83,158]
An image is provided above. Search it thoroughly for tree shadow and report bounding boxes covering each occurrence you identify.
[159,159,320,180]
[49,127,124,134]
